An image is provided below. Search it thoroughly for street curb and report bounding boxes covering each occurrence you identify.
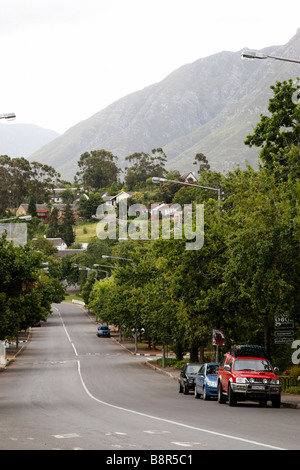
[145,360,180,381]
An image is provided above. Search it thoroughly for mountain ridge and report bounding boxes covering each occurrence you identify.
[0,123,60,160]
[28,28,300,179]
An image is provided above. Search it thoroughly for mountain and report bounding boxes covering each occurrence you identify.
[0,123,60,159]
[28,29,300,180]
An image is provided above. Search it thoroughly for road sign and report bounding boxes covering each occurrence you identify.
[212,329,225,346]
[274,330,294,337]
[274,314,294,329]
[275,337,294,344]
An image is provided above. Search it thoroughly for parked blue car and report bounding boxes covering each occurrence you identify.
[194,363,219,400]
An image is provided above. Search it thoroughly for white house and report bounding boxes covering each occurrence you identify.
[102,190,133,206]
[150,203,180,219]
[181,172,198,183]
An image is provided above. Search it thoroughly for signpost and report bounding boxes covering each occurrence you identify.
[213,329,225,362]
[274,314,294,344]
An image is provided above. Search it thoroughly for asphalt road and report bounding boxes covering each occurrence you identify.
[0,301,299,452]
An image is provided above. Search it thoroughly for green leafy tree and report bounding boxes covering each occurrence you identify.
[77,149,120,191]
[28,195,37,218]
[0,234,65,338]
[78,192,104,219]
[47,206,60,238]
[125,148,167,190]
[60,202,76,247]
[245,78,300,176]
[193,152,210,175]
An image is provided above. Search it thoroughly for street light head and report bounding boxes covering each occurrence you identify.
[152,177,167,184]
[241,50,267,60]
[19,215,32,221]
[0,113,16,121]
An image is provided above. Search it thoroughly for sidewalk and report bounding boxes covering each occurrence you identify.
[1,330,30,368]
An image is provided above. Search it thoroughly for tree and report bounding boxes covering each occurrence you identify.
[78,192,104,219]
[60,188,74,204]
[245,79,300,175]
[47,206,60,238]
[28,195,37,218]
[209,166,300,358]
[60,202,76,247]
[29,161,60,203]
[77,149,120,191]
[193,152,210,175]
[124,148,167,190]
[0,156,60,214]
[0,233,65,338]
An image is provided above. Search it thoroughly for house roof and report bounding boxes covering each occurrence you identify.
[181,172,198,181]
[19,203,48,212]
[51,204,77,211]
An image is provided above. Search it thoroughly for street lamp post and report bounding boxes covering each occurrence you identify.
[93,263,117,270]
[241,50,300,64]
[152,177,221,210]
[0,215,32,222]
[102,254,135,269]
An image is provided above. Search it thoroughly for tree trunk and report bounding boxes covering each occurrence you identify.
[263,317,271,360]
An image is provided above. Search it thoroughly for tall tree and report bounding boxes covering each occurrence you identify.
[0,234,65,338]
[193,152,210,175]
[60,202,76,247]
[47,206,60,238]
[78,192,104,219]
[124,148,167,189]
[77,149,120,191]
[245,79,300,176]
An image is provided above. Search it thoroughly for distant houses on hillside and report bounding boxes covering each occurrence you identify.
[16,172,196,224]
[16,202,79,223]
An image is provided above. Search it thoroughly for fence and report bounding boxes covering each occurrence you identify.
[279,376,300,391]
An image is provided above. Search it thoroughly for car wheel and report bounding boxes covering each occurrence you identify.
[202,386,209,400]
[228,383,237,406]
[179,381,183,393]
[271,395,281,408]
[183,384,189,395]
[218,382,226,404]
[194,386,200,399]
[259,398,267,407]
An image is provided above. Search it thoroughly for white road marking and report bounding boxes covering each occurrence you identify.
[55,305,286,451]
[171,442,193,447]
[143,430,171,435]
[53,433,80,439]
[171,441,208,448]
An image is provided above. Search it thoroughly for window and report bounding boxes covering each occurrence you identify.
[233,359,272,372]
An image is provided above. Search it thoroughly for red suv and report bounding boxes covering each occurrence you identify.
[217,345,281,407]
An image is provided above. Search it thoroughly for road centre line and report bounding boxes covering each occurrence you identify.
[55,305,286,451]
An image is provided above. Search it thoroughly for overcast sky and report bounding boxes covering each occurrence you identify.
[1,0,300,134]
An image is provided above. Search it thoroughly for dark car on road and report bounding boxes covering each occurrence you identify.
[97,325,111,338]
[179,363,202,394]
